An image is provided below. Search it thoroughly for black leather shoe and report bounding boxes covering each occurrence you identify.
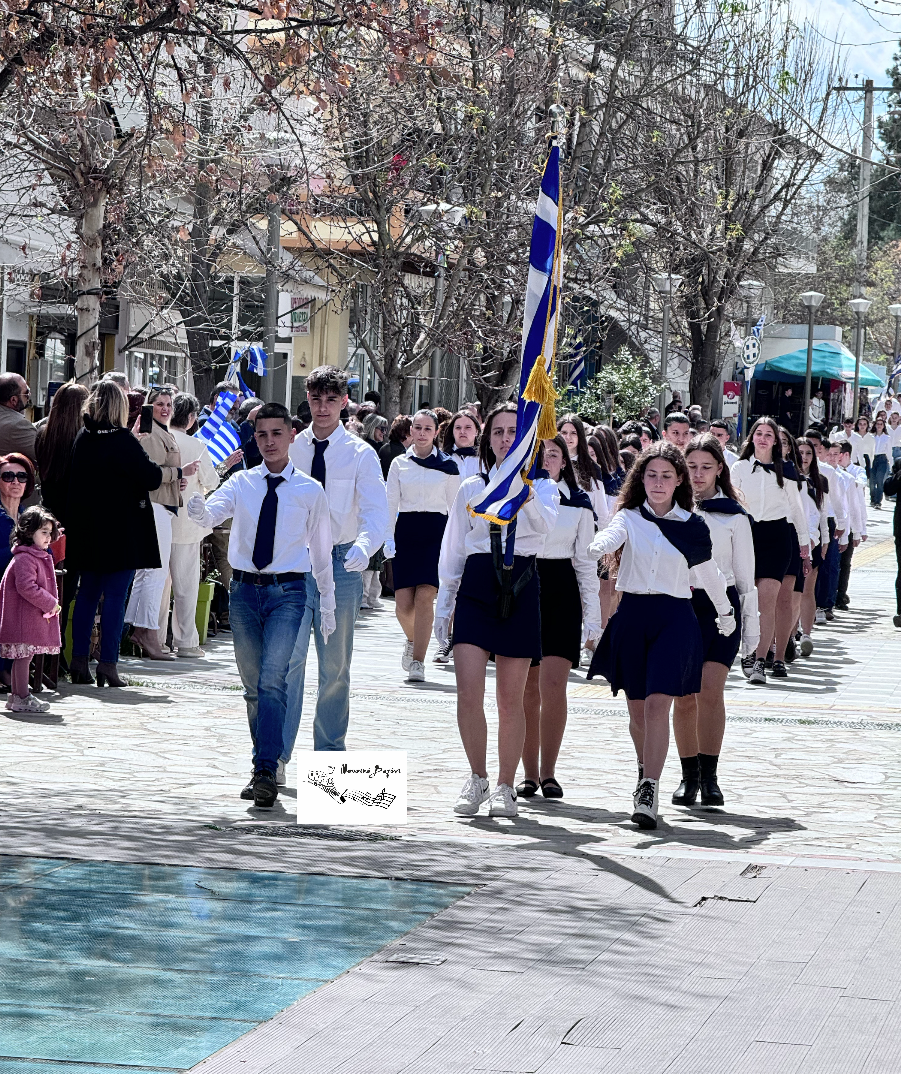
[253,769,278,808]
[672,778,700,806]
[771,660,788,678]
[69,655,94,685]
[240,776,254,801]
[784,636,797,663]
[700,778,725,807]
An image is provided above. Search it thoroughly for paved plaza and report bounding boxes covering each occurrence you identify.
[2,505,901,1071]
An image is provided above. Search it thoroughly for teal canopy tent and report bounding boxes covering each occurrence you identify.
[756,341,884,388]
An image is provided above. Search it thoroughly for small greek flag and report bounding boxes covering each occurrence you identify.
[751,315,766,340]
[567,337,586,388]
[236,370,256,399]
[195,390,240,466]
[470,144,563,525]
[888,355,901,390]
[246,344,267,376]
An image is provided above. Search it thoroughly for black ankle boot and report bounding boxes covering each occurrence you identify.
[69,655,94,685]
[699,753,724,806]
[672,755,700,805]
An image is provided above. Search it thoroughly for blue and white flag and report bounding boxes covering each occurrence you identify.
[888,355,901,390]
[246,344,267,376]
[236,370,256,399]
[195,390,240,466]
[566,336,586,389]
[751,315,766,340]
[470,145,563,525]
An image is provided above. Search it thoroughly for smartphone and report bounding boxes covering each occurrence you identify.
[139,404,153,434]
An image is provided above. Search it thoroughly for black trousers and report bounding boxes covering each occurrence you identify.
[837,542,854,607]
[896,539,901,615]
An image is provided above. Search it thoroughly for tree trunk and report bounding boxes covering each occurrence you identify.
[688,314,725,418]
[75,188,107,383]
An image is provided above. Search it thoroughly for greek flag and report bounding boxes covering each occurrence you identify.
[888,355,901,390]
[246,344,267,376]
[751,315,766,340]
[567,336,586,388]
[194,390,240,466]
[236,370,256,399]
[470,145,563,525]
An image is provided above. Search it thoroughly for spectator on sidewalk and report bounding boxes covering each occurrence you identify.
[0,453,33,576]
[66,380,163,687]
[187,401,336,808]
[124,385,199,661]
[379,415,411,479]
[158,393,220,658]
[285,364,389,755]
[35,382,89,523]
[0,374,37,479]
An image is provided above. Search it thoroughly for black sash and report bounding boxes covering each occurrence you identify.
[409,449,459,476]
[639,505,713,568]
[696,496,748,517]
[559,483,594,512]
[479,473,535,619]
[452,446,477,458]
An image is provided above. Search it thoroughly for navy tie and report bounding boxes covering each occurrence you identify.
[252,475,285,571]
[311,438,328,488]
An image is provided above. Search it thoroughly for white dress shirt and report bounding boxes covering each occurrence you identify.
[891,423,901,449]
[830,426,851,443]
[841,462,868,538]
[588,505,732,616]
[696,494,756,593]
[872,431,893,465]
[801,482,830,548]
[170,428,220,544]
[818,462,848,532]
[449,450,481,480]
[808,397,826,425]
[729,458,809,552]
[850,431,875,467]
[541,480,602,628]
[585,479,611,531]
[386,447,462,541]
[436,472,559,621]
[724,448,740,469]
[192,461,336,615]
[288,423,389,556]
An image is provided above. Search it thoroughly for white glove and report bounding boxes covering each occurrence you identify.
[343,544,369,572]
[581,620,603,645]
[586,536,604,562]
[739,589,760,657]
[187,493,206,523]
[383,539,396,560]
[716,611,737,637]
[319,610,336,645]
[434,617,451,647]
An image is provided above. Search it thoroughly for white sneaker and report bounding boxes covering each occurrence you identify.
[176,646,205,658]
[276,759,287,786]
[580,647,593,668]
[488,783,518,818]
[6,693,50,713]
[370,597,384,610]
[401,639,414,671]
[632,778,659,829]
[815,608,827,626]
[454,774,490,815]
[800,633,814,657]
[407,660,425,682]
[433,639,452,663]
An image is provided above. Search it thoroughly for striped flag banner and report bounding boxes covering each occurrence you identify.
[751,314,766,340]
[566,336,585,388]
[470,144,563,525]
[247,344,267,376]
[194,390,240,466]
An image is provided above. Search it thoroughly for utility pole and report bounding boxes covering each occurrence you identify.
[263,201,282,405]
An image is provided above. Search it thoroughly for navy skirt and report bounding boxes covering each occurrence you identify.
[537,558,582,668]
[787,529,805,593]
[588,592,703,700]
[811,542,823,570]
[452,552,541,660]
[392,511,446,590]
[751,517,793,581]
[691,585,742,669]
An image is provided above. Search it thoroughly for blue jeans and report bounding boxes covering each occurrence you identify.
[72,570,135,663]
[229,577,307,773]
[815,518,840,611]
[283,543,363,756]
[870,454,889,506]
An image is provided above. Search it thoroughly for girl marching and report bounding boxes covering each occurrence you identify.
[586,441,735,830]
[519,436,602,800]
[730,417,810,686]
[385,409,461,683]
[795,437,830,655]
[671,435,758,808]
[437,403,559,818]
[442,410,482,480]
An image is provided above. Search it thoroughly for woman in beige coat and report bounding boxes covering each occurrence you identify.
[125,385,199,659]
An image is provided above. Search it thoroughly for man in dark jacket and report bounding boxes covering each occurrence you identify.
[884,460,901,627]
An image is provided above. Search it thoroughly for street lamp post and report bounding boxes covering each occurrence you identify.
[849,297,873,420]
[738,280,764,436]
[799,291,825,429]
[889,303,901,378]
[650,273,683,418]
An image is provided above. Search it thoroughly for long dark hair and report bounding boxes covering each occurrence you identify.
[684,433,742,502]
[35,382,89,486]
[441,409,481,452]
[588,433,617,477]
[557,413,598,491]
[537,435,577,488]
[778,426,804,487]
[739,416,785,488]
[478,402,518,472]
[617,441,693,512]
[596,426,624,473]
[873,414,888,436]
[796,436,825,508]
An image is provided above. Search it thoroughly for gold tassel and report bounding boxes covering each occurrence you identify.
[522,357,558,407]
[537,402,558,441]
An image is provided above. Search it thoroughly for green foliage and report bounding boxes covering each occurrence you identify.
[559,347,662,424]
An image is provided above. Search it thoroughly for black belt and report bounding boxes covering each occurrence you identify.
[233,569,306,586]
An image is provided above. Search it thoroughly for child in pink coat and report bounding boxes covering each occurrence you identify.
[0,506,61,713]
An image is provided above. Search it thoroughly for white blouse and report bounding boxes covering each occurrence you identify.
[872,432,893,465]
[587,504,732,616]
[729,458,809,552]
[449,450,482,480]
[540,480,602,628]
[817,462,847,530]
[436,472,559,621]
[386,447,462,541]
[800,482,830,548]
[695,494,756,593]
[850,431,875,466]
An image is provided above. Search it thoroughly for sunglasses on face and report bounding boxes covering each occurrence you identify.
[0,472,28,484]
